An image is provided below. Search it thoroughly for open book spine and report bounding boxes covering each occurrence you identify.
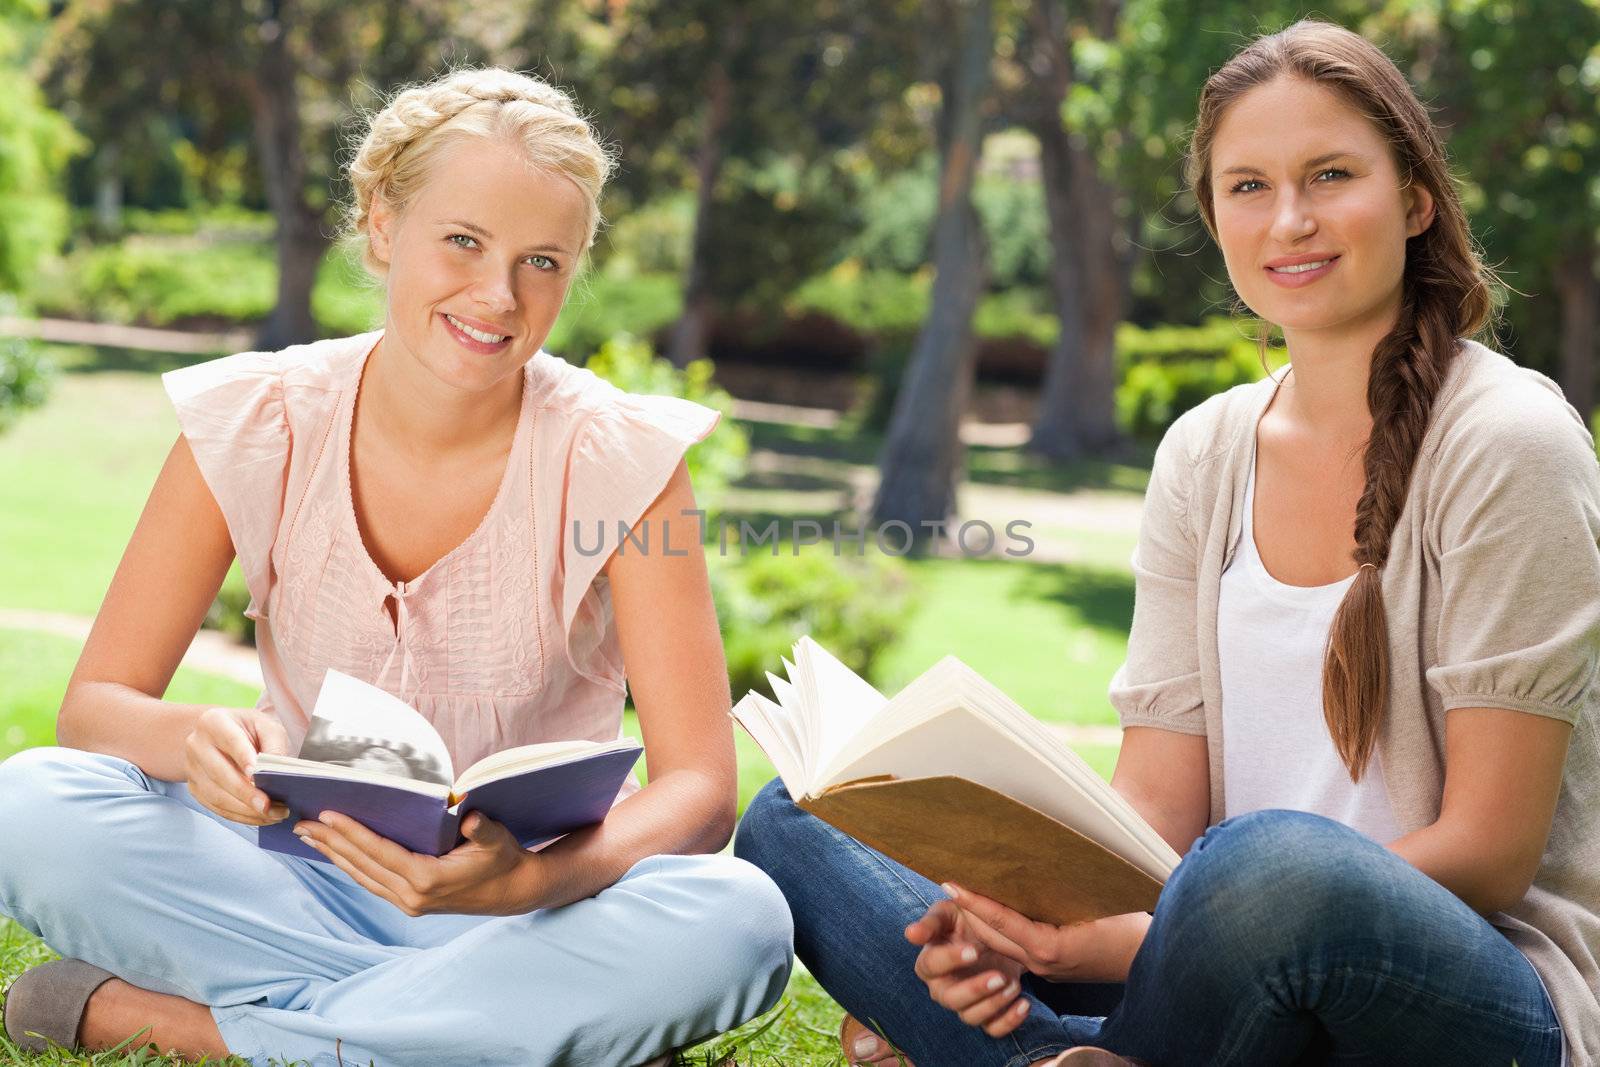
[799,775,1165,927]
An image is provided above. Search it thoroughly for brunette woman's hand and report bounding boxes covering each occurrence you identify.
[184,706,292,825]
[293,809,541,916]
[906,897,1031,1038]
[943,882,1152,984]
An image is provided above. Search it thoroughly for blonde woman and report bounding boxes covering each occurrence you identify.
[737,20,1598,1067]
[0,68,792,1066]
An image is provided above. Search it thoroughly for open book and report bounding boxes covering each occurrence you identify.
[253,670,642,862]
[732,637,1181,925]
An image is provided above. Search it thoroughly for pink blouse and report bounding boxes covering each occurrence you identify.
[162,330,720,781]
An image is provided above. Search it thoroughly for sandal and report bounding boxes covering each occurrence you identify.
[839,1012,913,1065]
[3,958,117,1054]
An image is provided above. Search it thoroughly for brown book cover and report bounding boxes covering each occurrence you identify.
[799,774,1164,926]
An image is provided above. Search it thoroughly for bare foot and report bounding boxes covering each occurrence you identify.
[839,1012,913,1065]
[77,978,229,1061]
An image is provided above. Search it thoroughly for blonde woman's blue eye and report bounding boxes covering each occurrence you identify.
[448,234,478,249]
[527,255,557,271]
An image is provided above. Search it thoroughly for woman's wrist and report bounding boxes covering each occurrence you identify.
[507,848,554,913]
[1045,910,1151,984]
[1106,910,1153,981]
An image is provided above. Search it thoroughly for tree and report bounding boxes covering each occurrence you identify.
[45,0,473,347]
[587,0,923,366]
[1425,0,1600,413]
[872,0,995,533]
[1004,0,1133,459]
[0,0,82,293]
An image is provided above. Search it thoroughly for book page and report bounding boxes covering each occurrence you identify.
[794,636,887,786]
[730,692,806,793]
[295,670,454,787]
[251,756,452,799]
[452,737,642,797]
[769,670,813,783]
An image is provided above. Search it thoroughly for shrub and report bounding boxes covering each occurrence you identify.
[548,272,682,363]
[710,549,914,702]
[0,330,54,433]
[1114,317,1272,439]
[583,335,750,508]
[36,238,275,326]
[205,566,256,646]
[312,243,385,336]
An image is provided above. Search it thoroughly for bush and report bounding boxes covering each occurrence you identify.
[583,335,750,509]
[710,549,914,702]
[33,238,275,326]
[205,566,256,646]
[548,272,682,363]
[312,242,385,336]
[0,329,54,433]
[1115,317,1272,440]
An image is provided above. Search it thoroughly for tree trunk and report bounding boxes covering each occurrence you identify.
[92,143,122,240]
[1025,0,1128,459]
[665,13,746,368]
[248,0,328,351]
[1555,236,1598,420]
[872,0,993,533]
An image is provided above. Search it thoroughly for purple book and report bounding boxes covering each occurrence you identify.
[252,670,642,863]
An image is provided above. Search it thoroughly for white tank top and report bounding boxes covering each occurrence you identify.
[1218,449,1403,845]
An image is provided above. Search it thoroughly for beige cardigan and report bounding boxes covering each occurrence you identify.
[1108,339,1600,1064]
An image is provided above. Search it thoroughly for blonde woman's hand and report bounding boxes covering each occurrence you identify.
[294,809,539,916]
[184,706,292,825]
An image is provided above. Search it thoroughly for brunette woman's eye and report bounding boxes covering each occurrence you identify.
[1315,168,1351,182]
[1229,179,1263,194]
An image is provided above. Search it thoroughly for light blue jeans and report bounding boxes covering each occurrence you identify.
[736,779,1565,1067]
[0,746,794,1067]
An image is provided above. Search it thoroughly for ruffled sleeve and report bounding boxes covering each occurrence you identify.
[559,391,721,690]
[1107,412,1208,735]
[1423,394,1600,725]
[161,351,290,621]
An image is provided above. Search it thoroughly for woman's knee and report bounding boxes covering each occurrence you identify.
[732,777,813,881]
[0,747,149,895]
[633,853,795,1014]
[1157,809,1402,962]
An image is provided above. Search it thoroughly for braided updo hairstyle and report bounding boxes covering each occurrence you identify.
[1184,20,1503,782]
[343,67,615,279]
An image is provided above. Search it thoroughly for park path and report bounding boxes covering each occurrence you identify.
[0,315,254,355]
[730,402,1144,565]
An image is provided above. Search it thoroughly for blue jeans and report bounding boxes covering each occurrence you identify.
[0,747,794,1067]
[734,779,1564,1067]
